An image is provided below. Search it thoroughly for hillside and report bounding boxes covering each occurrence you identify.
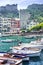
[0,4,19,18]
[27,4,43,22]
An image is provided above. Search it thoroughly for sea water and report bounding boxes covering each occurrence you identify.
[0,35,43,65]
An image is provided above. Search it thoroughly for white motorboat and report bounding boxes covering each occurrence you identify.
[9,46,41,57]
[20,37,43,50]
[29,38,43,50]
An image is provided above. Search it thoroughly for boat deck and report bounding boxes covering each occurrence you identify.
[0,54,22,65]
[11,44,41,51]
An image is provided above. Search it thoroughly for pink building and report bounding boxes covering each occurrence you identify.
[11,18,20,33]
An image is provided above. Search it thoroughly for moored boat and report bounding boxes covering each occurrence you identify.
[24,35,35,39]
[1,39,18,43]
[20,38,43,50]
[0,53,22,65]
[8,46,41,57]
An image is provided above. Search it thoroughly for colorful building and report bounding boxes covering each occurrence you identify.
[11,18,20,33]
[0,17,20,34]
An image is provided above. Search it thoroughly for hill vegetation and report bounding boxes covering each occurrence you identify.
[30,22,43,31]
[27,4,43,22]
[0,4,19,18]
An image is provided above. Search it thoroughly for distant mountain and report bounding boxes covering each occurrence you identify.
[27,4,43,22]
[0,4,19,18]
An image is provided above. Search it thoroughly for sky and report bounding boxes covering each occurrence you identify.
[0,0,43,10]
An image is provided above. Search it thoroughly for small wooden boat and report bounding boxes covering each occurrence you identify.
[0,53,22,65]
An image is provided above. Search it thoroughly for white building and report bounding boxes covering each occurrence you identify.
[0,17,20,34]
[0,17,3,32]
[26,20,39,29]
[1,17,11,33]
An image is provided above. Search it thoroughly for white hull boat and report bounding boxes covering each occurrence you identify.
[1,39,13,43]
[21,38,43,50]
[9,46,41,57]
[1,39,18,43]
[24,36,34,39]
[21,44,43,50]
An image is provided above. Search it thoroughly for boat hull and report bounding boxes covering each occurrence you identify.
[10,51,41,57]
[23,57,29,61]
[27,52,41,57]
[28,45,43,50]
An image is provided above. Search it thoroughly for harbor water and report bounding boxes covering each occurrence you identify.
[0,35,43,65]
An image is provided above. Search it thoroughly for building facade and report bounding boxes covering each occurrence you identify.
[0,17,20,34]
[11,18,20,33]
[26,20,39,29]
[2,18,11,33]
[0,18,3,33]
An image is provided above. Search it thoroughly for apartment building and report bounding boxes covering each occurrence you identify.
[0,18,3,33]
[10,18,20,33]
[26,20,39,29]
[0,17,20,33]
[1,18,11,33]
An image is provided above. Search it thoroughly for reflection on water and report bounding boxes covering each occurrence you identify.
[22,61,29,65]
[23,51,43,65]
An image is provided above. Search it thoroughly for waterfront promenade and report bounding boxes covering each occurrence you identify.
[1,31,43,37]
[21,31,43,36]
